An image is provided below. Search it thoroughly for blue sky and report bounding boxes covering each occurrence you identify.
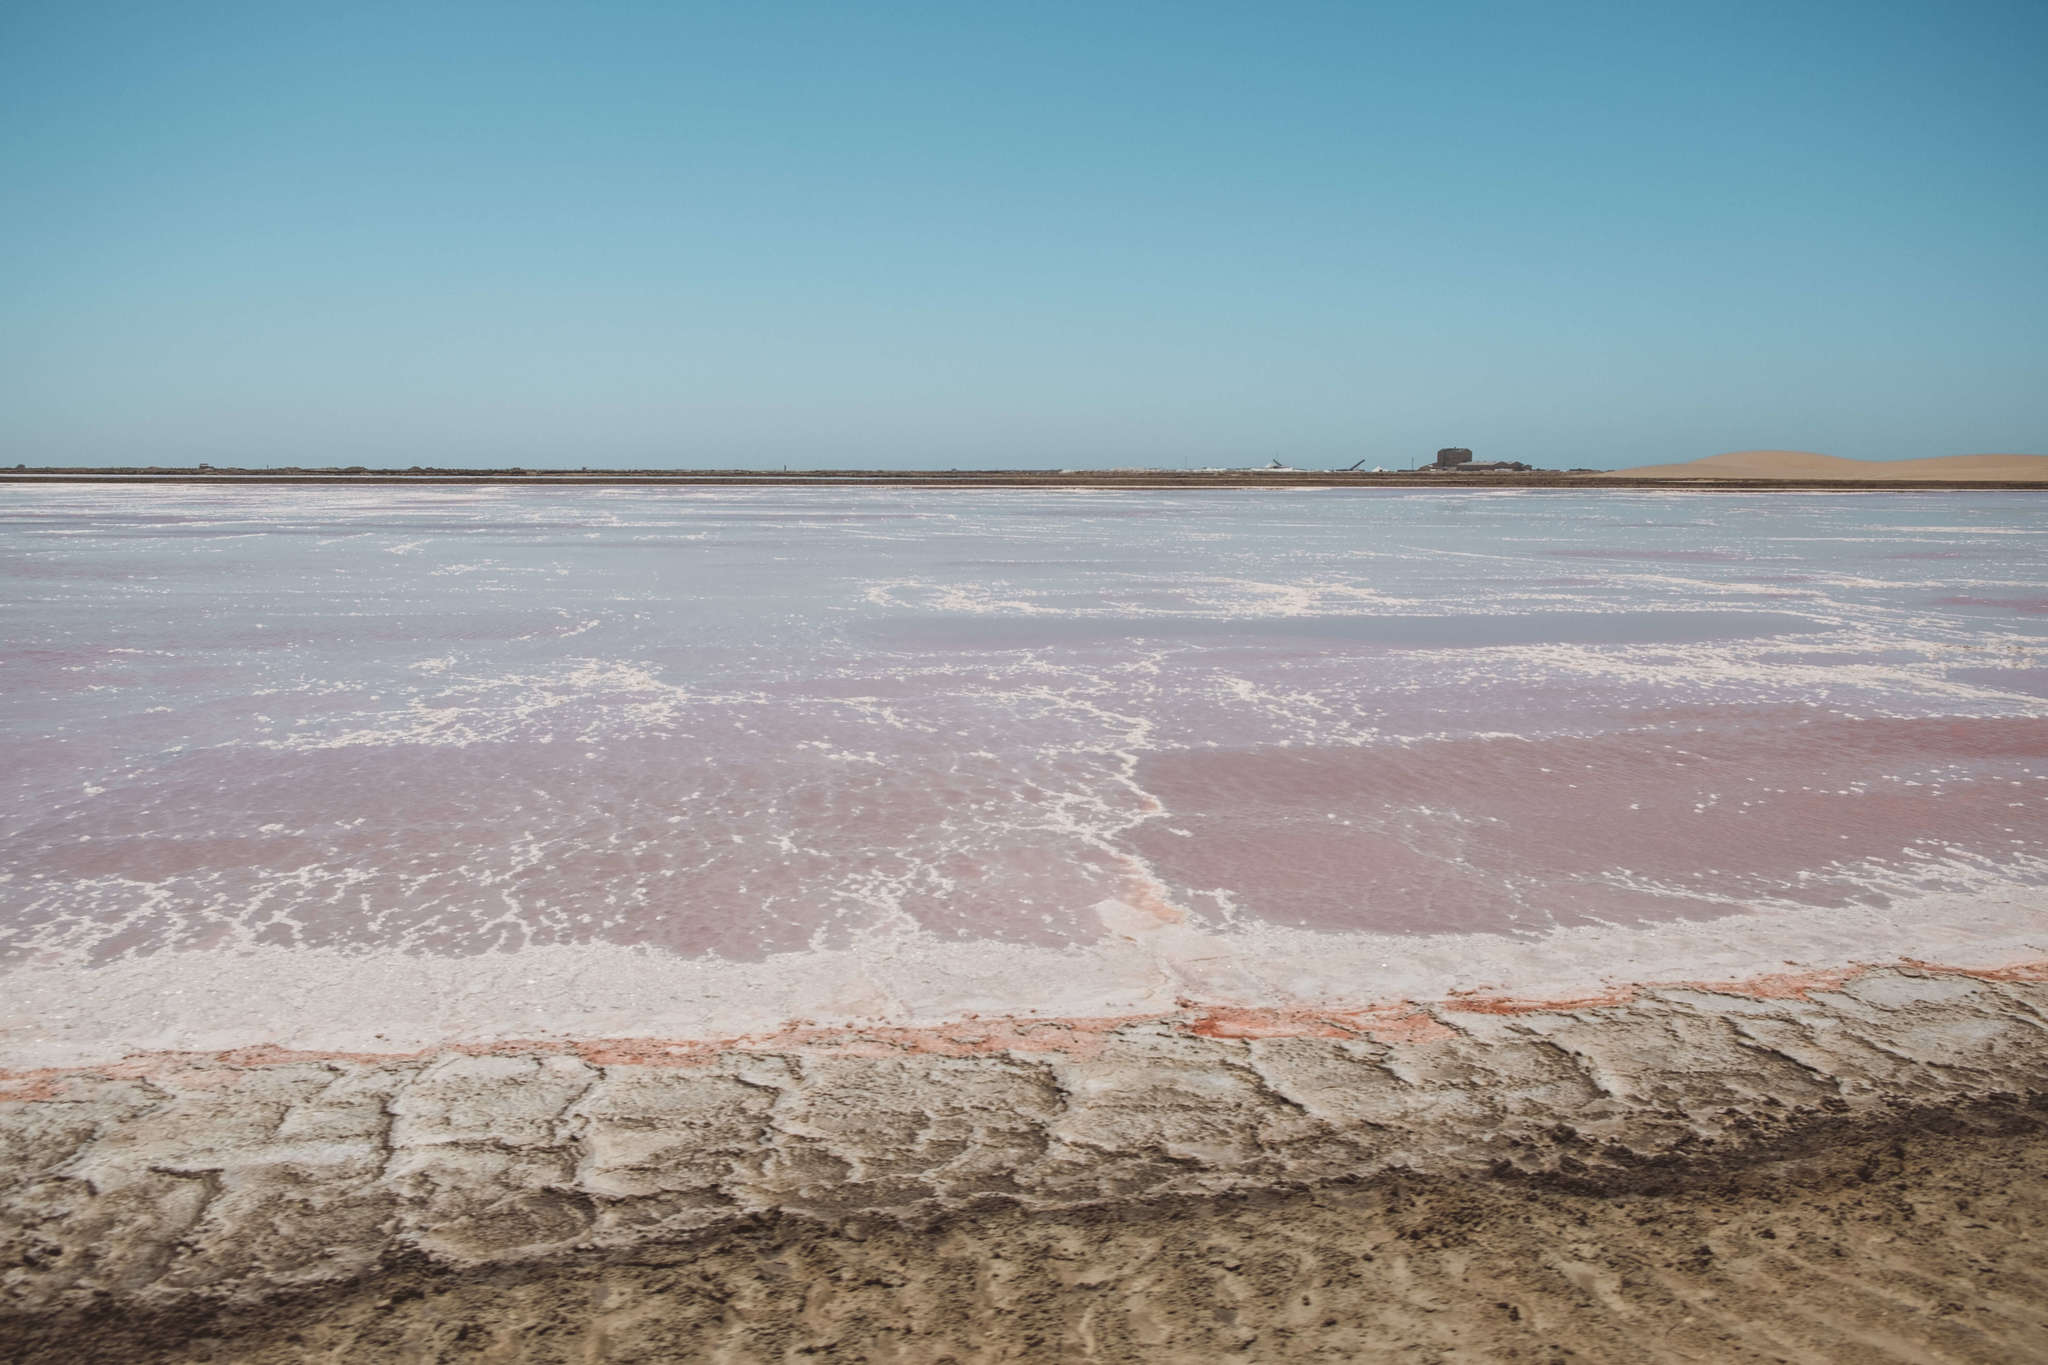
[2,1,2043,469]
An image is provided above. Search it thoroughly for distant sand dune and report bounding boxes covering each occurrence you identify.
[1611,449,2048,480]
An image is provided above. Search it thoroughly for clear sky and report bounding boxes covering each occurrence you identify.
[3,1,2043,470]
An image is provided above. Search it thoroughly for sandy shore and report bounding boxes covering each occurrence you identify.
[5,962,2045,1361]
[10,1119,2043,1363]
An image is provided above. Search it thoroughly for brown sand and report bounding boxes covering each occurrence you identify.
[4,964,2046,1362]
[8,1116,2046,1364]
[1611,450,2048,481]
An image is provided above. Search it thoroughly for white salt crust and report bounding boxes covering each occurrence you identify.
[3,884,2041,1070]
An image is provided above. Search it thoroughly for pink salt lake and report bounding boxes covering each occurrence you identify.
[2,486,2044,1064]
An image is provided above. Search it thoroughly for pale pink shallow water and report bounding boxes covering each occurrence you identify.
[1,486,2045,1063]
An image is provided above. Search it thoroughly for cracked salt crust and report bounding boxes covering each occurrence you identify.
[3,965,2044,1315]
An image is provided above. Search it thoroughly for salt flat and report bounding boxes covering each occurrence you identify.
[2,485,2043,1065]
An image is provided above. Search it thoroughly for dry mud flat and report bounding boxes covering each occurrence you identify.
[4,965,2047,1363]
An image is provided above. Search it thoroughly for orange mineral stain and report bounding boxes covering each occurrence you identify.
[7,956,2042,1090]
[1683,965,1867,1000]
[1442,985,1643,1016]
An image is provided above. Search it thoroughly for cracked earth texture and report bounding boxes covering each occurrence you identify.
[3,964,2046,1361]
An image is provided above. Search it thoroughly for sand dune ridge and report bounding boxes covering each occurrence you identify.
[1613,449,2048,480]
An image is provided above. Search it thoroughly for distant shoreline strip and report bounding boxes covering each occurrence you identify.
[7,471,2048,490]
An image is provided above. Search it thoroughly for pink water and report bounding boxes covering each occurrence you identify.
[2,486,2044,1061]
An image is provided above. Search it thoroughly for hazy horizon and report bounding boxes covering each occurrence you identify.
[4,2,2044,471]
